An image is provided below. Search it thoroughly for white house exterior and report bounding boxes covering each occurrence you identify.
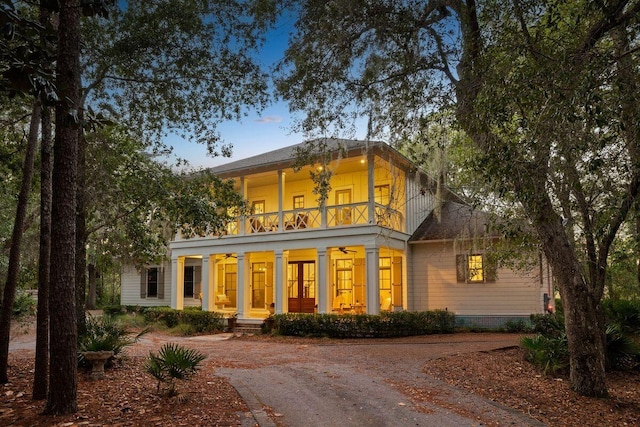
[121,139,551,326]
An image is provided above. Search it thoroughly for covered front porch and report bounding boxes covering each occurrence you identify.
[170,245,406,320]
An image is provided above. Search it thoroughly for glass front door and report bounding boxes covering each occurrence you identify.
[287,261,315,313]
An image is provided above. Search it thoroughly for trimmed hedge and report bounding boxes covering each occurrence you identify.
[272,310,455,338]
[143,307,225,333]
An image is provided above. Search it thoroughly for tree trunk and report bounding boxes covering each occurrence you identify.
[527,194,608,397]
[0,101,41,384]
[76,131,87,336]
[87,263,97,310]
[44,0,81,415]
[33,103,52,400]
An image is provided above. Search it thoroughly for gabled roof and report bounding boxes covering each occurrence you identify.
[409,201,500,242]
[211,138,405,177]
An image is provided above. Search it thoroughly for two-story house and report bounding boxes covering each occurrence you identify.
[121,139,552,327]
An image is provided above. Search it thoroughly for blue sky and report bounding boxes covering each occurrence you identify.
[168,14,304,169]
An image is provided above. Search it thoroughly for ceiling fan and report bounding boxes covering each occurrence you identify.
[337,247,357,254]
[224,253,237,259]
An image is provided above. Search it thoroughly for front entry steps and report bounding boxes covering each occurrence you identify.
[233,320,263,335]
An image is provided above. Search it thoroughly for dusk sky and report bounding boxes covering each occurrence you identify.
[169,13,368,170]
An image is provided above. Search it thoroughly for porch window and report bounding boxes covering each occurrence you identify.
[335,259,353,304]
[379,257,392,310]
[252,262,266,309]
[456,254,497,283]
[225,264,237,307]
[293,195,304,209]
[335,189,352,225]
[374,184,390,205]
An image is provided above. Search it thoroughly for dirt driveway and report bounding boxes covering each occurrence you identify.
[121,332,542,426]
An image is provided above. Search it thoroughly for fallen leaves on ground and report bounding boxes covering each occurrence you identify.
[423,346,640,427]
[1,357,254,426]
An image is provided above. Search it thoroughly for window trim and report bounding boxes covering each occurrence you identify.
[456,253,496,284]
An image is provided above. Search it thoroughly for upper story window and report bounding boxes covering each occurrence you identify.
[374,184,390,205]
[293,195,304,209]
[252,200,265,214]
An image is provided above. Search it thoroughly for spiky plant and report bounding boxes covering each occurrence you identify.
[144,343,206,396]
[78,314,148,365]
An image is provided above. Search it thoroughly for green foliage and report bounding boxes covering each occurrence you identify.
[78,314,148,357]
[525,301,640,373]
[143,307,224,334]
[521,333,570,375]
[144,343,206,396]
[602,299,640,336]
[169,323,196,336]
[11,290,36,318]
[503,319,533,333]
[272,310,455,338]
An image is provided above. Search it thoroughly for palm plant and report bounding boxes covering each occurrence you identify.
[144,343,206,396]
[78,313,148,364]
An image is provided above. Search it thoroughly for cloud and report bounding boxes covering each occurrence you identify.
[254,116,283,124]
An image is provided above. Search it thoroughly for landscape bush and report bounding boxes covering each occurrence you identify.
[11,290,36,318]
[143,306,225,334]
[78,313,148,365]
[271,310,455,338]
[144,342,206,396]
[523,299,640,374]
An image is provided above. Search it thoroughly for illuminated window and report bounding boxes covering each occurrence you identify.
[374,184,390,205]
[336,259,353,297]
[456,254,496,283]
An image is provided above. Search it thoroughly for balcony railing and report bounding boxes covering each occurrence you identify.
[218,202,403,236]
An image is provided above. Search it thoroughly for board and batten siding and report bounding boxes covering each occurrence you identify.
[405,171,435,235]
[410,242,545,315]
[120,263,172,307]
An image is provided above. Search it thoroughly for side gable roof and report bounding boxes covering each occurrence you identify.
[409,201,501,242]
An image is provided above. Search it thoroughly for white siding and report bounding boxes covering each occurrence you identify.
[120,263,172,307]
[410,242,544,315]
[405,170,435,235]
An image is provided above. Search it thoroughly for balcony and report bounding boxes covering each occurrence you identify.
[220,201,404,236]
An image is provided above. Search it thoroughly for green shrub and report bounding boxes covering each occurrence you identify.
[529,312,565,337]
[12,290,36,318]
[272,310,455,338]
[102,305,124,315]
[78,314,148,364]
[603,299,640,335]
[142,306,224,334]
[144,343,206,396]
[605,323,640,371]
[170,323,196,336]
[521,333,569,374]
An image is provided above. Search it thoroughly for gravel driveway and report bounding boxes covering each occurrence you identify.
[10,327,542,426]
[130,333,542,426]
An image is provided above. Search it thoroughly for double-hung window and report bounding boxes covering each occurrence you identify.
[456,253,496,283]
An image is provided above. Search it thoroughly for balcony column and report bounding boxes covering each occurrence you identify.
[365,246,380,315]
[275,250,288,313]
[278,170,284,231]
[236,252,247,318]
[239,177,247,236]
[171,256,185,310]
[317,248,330,313]
[201,255,212,311]
[367,152,375,224]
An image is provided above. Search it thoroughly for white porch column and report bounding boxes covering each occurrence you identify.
[236,253,248,318]
[201,255,212,311]
[317,248,330,313]
[274,250,287,314]
[278,170,284,231]
[367,152,375,224]
[239,177,247,236]
[171,256,185,310]
[365,246,380,315]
